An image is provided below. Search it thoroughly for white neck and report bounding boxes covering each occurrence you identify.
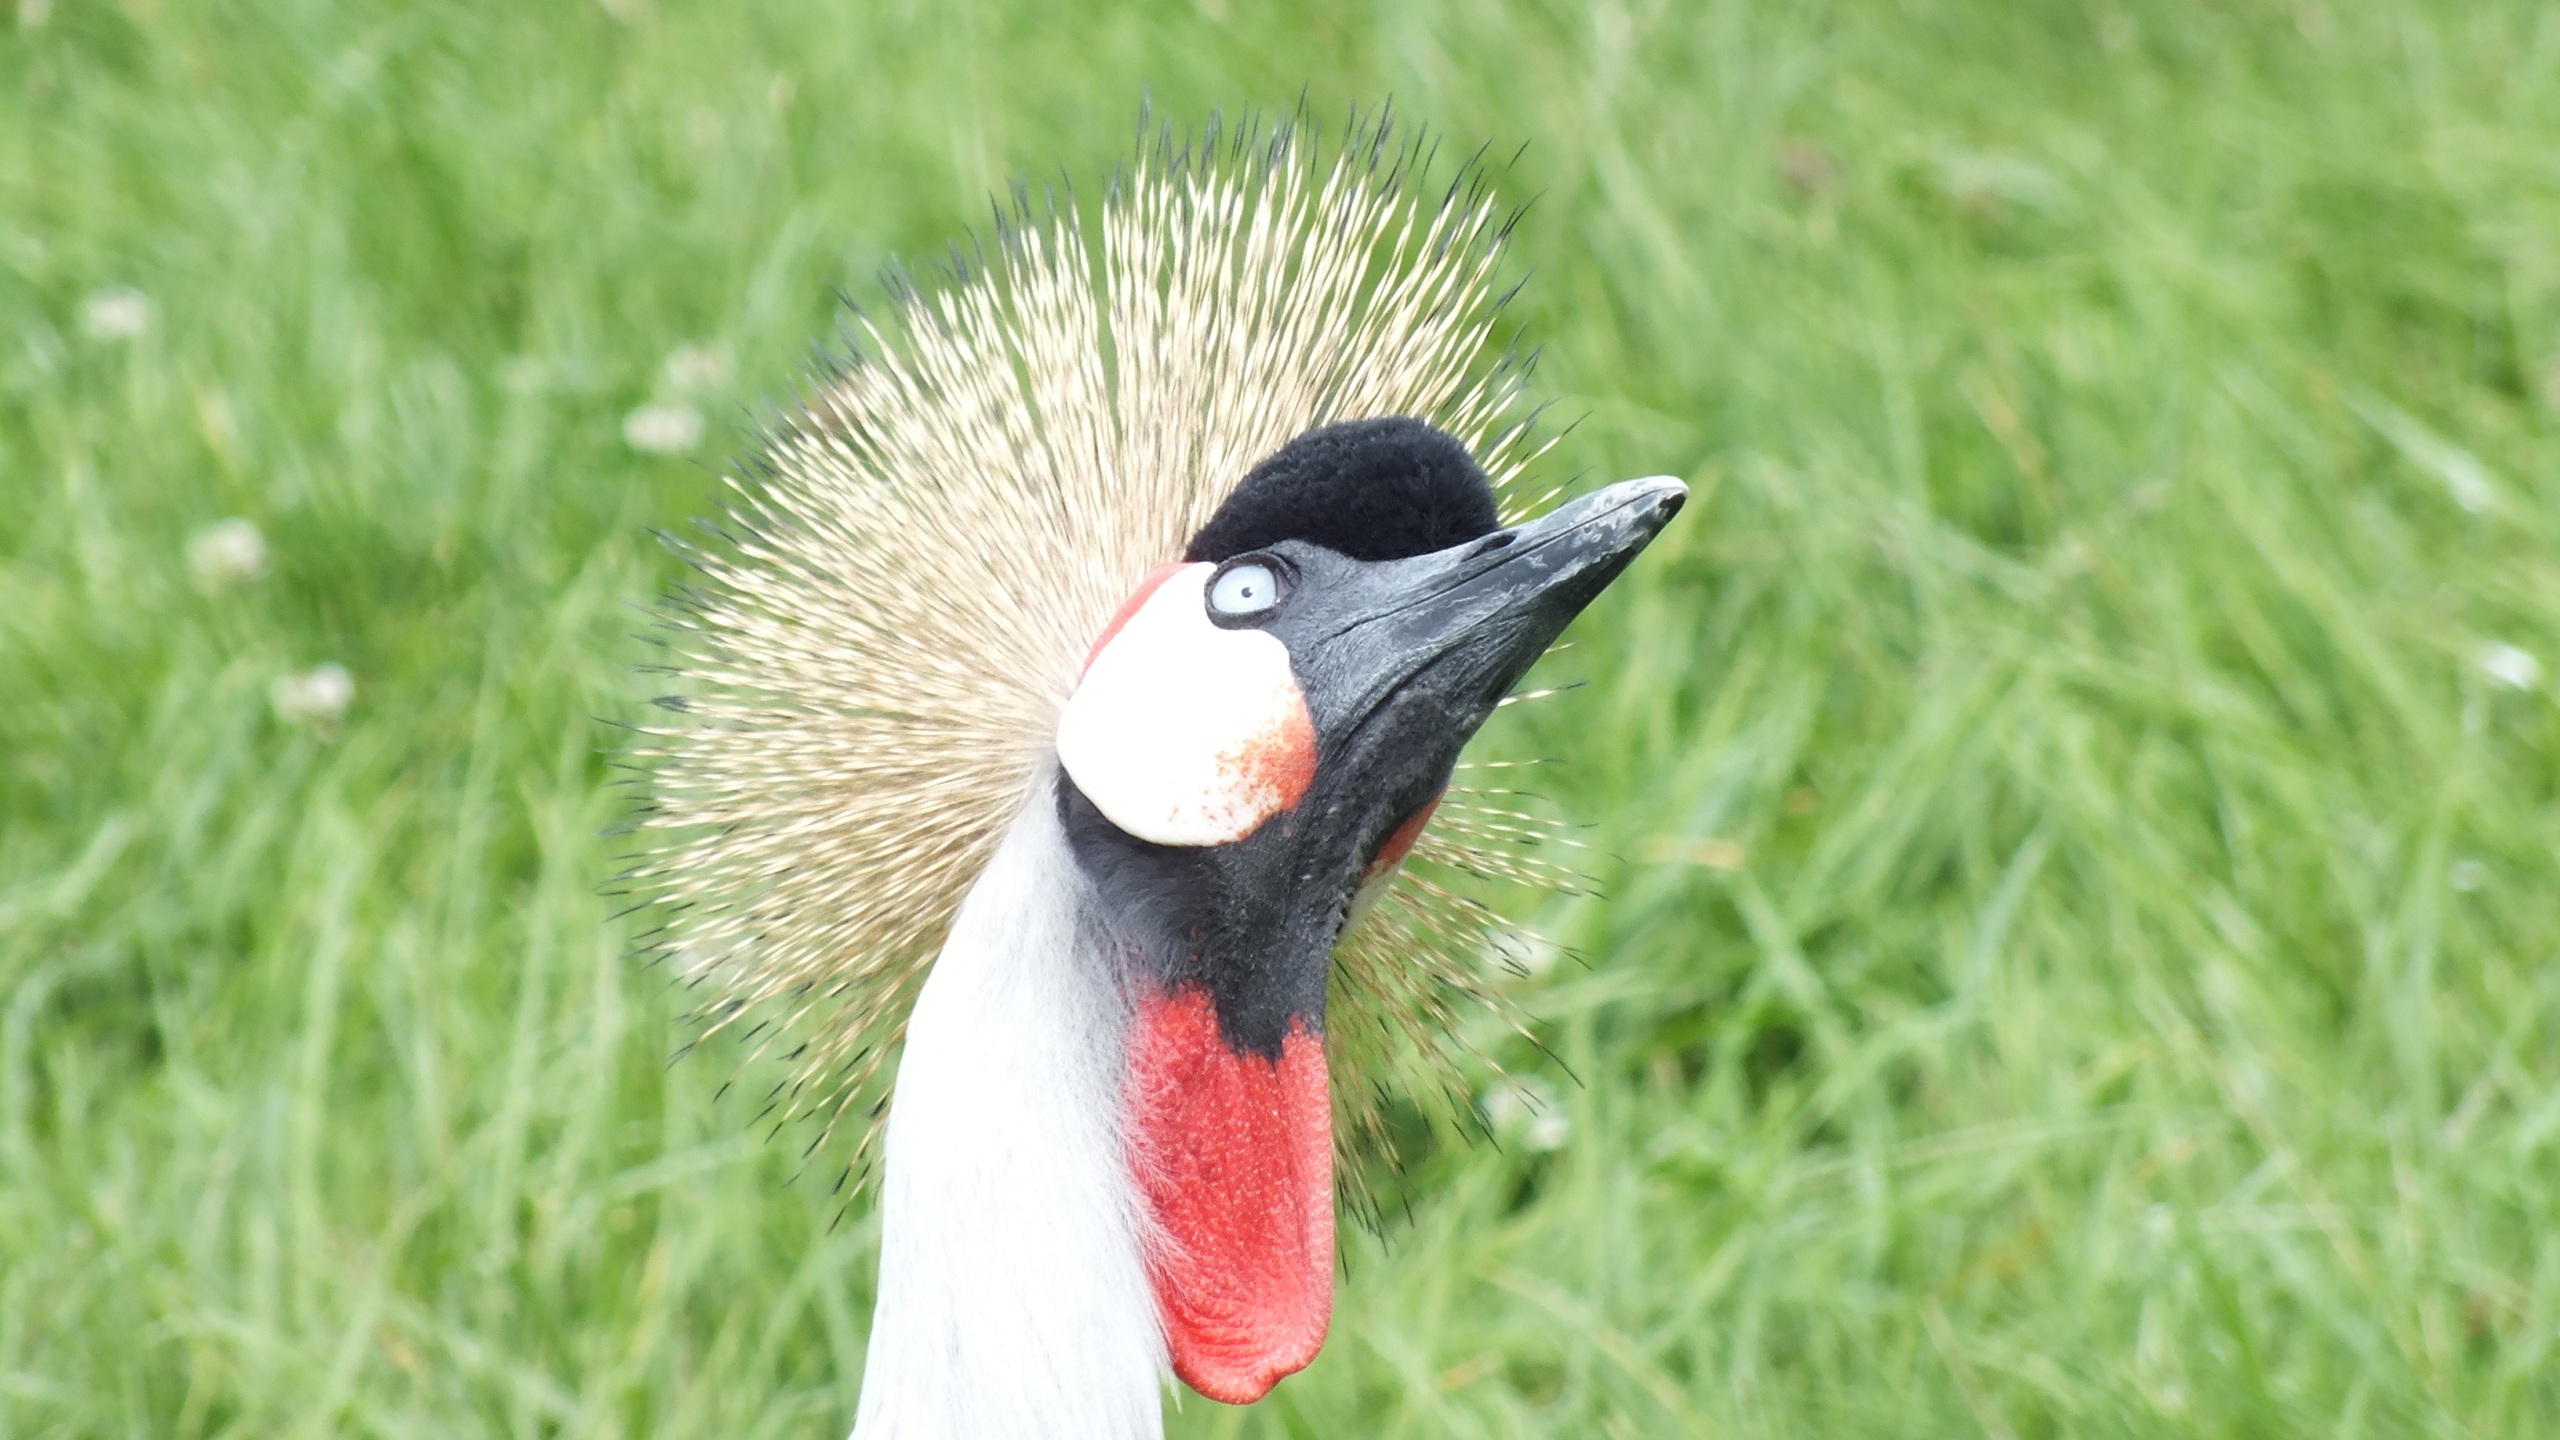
[851,774,1166,1440]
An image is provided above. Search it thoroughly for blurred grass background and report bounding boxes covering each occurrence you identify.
[7,0,2560,1435]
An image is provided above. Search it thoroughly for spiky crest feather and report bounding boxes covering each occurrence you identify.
[633,109,1582,1216]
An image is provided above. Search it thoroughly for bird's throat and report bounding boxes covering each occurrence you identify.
[854,790,1166,1439]
[1124,984,1334,1403]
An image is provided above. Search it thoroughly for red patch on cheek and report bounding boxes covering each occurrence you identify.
[1217,691,1317,822]
[1362,790,1443,881]
[1081,563,1187,676]
[1125,987,1334,1404]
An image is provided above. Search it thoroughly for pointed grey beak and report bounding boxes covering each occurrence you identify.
[1300,475,1689,739]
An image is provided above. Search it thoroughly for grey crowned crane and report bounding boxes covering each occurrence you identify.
[637,117,1683,1438]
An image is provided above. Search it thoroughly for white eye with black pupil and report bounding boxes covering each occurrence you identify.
[1207,561,1281,619]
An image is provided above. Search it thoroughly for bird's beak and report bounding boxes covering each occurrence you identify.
[1299,475,1690,746]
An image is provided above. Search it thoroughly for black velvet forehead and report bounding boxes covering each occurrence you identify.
[1183,417,1501,564]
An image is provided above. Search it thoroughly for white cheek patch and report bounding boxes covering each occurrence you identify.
[1057,564,1316,847]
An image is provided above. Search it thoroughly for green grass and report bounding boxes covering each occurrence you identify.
[8,0,2560,1434]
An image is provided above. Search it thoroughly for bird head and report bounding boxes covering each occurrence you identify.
[1052,418,1682,1399]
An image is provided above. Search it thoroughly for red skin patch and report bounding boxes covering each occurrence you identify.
[1081,563,1187,676]
[1124,986,1333,1404]
[1362,791,1443,881]
[1218,695,1318,823]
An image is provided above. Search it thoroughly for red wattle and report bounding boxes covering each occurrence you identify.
[1124,986,1333,1404]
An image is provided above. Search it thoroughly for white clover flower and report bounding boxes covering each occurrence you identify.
[186,518,268,589]
[81,286,152,341]
[662,340,734,394]
[1482,1076,1569,1152]
[2478,641,2542,692]
[623,402,703,455]
[1481,1077,1542,1129]
[1524,1109,1572,1152]
[272,663,355,726]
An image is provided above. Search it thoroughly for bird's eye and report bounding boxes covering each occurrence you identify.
[1207,560,1282,620]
